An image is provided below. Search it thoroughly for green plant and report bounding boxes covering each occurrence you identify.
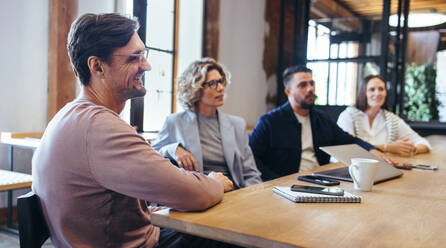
[404,63,440,121]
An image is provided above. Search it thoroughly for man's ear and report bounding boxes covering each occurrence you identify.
[87,56,104,76]
[284,86,290,97]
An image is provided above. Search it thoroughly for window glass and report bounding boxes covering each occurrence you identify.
[307,20,362,105]
[133,0,176,132]
[146,0,174,51]
[315,25,330,60]
[132,0,205,132]
[307,21,316,60]
[338,43,347,59]
[328,63,338,105]
[330,44,338,58]
[143,50,174,131]
[307,62,328,105]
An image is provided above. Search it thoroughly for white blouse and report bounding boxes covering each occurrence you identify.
[337,107,431,149]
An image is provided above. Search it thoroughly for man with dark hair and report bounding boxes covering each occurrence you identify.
[249,65,396,181]
[32,13,233,247]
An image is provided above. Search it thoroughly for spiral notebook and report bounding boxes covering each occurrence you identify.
[273,186,361,203]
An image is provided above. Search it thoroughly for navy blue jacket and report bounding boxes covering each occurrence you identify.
[249,102,376,181]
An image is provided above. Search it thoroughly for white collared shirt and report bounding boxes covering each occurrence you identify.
[337,107,431,149]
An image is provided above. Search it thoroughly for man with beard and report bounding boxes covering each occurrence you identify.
[249,65,393,181]
[32,13,233,247]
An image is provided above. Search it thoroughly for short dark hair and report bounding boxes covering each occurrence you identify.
[282,65,312,88]
[67,13,139,86]
[355,75,389,111]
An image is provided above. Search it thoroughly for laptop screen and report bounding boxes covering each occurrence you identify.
[313,144,403,183]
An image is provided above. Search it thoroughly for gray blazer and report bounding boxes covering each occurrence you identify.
[151,110,262,188]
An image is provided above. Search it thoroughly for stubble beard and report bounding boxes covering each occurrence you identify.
[300,94,315,110]
[300,100,314,110]
[123,86,146,100]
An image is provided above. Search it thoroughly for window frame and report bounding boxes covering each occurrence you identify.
[306,20,379,106]
[131,0,179,133]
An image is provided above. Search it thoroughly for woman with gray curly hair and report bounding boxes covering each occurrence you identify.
[152,58,262,191]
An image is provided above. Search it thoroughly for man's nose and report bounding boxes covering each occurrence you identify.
[307,85,315,92]
[141,57,152,71]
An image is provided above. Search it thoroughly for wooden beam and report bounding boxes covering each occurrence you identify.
[48,0,78,122]
[311,0,360,31]
[202,0,220,59]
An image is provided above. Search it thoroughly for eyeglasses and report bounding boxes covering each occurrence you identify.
[112,47,149,62]
[202,79,225,89]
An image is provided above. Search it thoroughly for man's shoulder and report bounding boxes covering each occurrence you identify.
[39,99,132,154]
[71,98,119,116]
[62,99,131,133]
[310,108,335,122]
[260,103,290,121]
[49,99,117,128]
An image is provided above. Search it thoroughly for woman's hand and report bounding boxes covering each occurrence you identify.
[387,138,416,157]
[208,172,234,193]
[175,146,199,171]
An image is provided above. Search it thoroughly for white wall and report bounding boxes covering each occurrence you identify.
[0,1,49,133]
[176,0,204,112]
[218,0,268,127]
[0,0,50,207]
[78,0,116,16]
[0,0,119,208]
[0,0,117,134]
[177,0,203,74]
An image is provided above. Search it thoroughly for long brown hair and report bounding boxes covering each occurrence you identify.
[355,75,389,111]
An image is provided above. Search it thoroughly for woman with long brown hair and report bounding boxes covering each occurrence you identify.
[337,75,431,156]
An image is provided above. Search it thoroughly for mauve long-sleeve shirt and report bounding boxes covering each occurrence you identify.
[32,98,224,247]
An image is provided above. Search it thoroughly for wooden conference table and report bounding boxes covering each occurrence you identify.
[152,135,446,248]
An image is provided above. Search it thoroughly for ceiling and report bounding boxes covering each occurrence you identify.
[311,0,446,50]
[338,0,446,18]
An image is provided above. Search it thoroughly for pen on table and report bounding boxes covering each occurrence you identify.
[411,164,438,170]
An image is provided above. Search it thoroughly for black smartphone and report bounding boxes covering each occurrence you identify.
[297,175,340,186]
[291,185,344,196]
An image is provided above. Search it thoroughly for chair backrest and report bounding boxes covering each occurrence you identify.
[17,192,50,248]
[313,105,347,122]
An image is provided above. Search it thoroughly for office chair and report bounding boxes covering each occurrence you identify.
[313,105,347,122]
[17,192,50,248]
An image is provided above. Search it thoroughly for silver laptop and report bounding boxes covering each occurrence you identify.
[313,144,403,184]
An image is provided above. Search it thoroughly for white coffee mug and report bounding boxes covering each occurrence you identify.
[349,158,379,191]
